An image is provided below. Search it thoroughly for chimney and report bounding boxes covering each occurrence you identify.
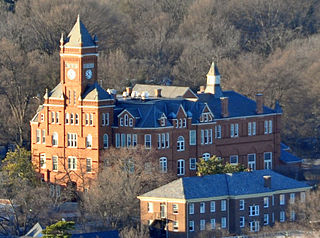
[155,88,162,97]
[263,175,271,188]
[256,93,264,114]
[126,87,132,95]
[220,97,229,118]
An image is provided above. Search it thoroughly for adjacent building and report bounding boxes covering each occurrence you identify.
[30,16,299,190]
[138,170,311,237]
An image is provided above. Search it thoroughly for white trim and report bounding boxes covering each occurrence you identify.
[43,104,64,107]
[117,109,134,118]
[186,88,199,99]
[137,197,186,203]
[177,104,187,117]
[60,45,98,49]
[82,99,114,102]
[78,105,115,108]
[112,126,175,130]
[215,113,282,121]
[59,53,99,57]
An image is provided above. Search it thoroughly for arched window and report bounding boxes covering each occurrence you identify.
[202,153,210,161]
[86,134,92,148]
[177,136,185,151]
[124,114,129,126]
[103,134,108,148]
[159,157,167,173]
[177,159,185,175]
[52,132,58,146]
[65,113,69,124]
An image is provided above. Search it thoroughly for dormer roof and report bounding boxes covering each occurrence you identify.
[64,15,96,47]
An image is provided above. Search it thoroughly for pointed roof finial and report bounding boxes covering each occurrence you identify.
[44,88,49,99]
[77,14,80,23]
[60,32,64,44]
[207,62,220,76]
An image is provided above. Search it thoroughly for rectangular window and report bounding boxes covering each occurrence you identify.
[115,133,120,148]
[166,133,169,148]
[189,158,196,170]
[172,204,178,214]
[189,130,196,145]
[42,129,46,144]
[221,200,226,211]
[231,123,239,137]
[280,194,285,205]
[264,120,268,134]
[248,153,256,170]
[249,205,259,216]
[40,154,46,169]
[240,216,245,228]
[200,202,205,213]
[269,120,272,134]
[264,214,269,225]
[210,201,215,212]
[102,113,106,126]
[211,219,216,229]
[230,155,238,165]
[221,217,227,228]
[147,202,153,213]
[157,134,161,149]
[248,122,252,136]
[264,152,272,169]
[173,221,178,231]
[201,129,204,144]
[272,195,275,206]
[215,125,221,138]
[56,112,59,123]
[189,203,194,214]
[250,221,259,232]
[121,134,126,147]
[85,114,89,125]
[145,134,151,149]
[264,197,269,208]
[68,157,77,170]
[161,133,165,148]
[290,210,296,221]
[280,211,285,222]
[200,220,205,231]
[89,113,93,126]
[252,121,256,135]
[36,129,41,143]
[52,156,58,171]
[300,192,306,203]
[86,158,92,173]
[239,200,245,210]
[67,133,77,147]
[51,111,55,123]
[132,134,137,147]
[290,193,295,204]
[127,134,132,147]
[189,221,194,232]
[73,90,76,105]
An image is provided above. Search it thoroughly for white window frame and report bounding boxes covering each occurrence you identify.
[189,203,194,214]
[250,221,260,232]
[52,156,58,171]
[86,158,92,173]
[36,129,41,143]
[68,156,77,170]
[189,130,196,145]
[42,129,46,144]
[177,136,185,151]
[40,153,46,169]
[249,205,259,216]
[202,153,210,161]
[221,200,226,211]
[230,155,238,165]
[248,153,256,170]
[65,113,69,124]
[75,113,79,125]
[200,202,205,213]
[200,219,205,231]
[280,211,285,222]
[159,157,167,173]
[221,217,227,228]
[290,193,295,204]
[264,152,272,169]
[240,216,245,228]
[264,214,269,225]
[210,201,215,212]
[231,123,239,137]
[280,194,285,205]
[173,204,179,214]
[215,125,221,138]
[145,134,151,149]
[211,219,216,230]
[189,158,196,170]
[147,202,153,213]
[173,221,178,231]
[177,159,185,175]
[67,133,77,147]
[264,197,269,208]
[189,221,194,232]
[239,200,245,210]
[52,132,58,146]
[115,133,120,148]
[103,134,108,148]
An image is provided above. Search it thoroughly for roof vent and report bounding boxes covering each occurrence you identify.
[122,91,129,98]
[131,91,139,98]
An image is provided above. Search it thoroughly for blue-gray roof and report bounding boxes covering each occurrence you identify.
[140,170,310,200]
[82,82,113,101]
[280,149,302,164]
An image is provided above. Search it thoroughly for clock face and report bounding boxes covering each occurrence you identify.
[85,69,93,80]
[67,69,76,80]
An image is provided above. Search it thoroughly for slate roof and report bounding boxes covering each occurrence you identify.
[139,170,310,200]
[280,149,302,164]
[132,84,197,99]
[114,98,206,128]
[82,82,113,101]
[49,83,63,99]
[64,15,96,47]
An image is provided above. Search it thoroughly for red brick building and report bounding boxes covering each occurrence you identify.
[138,170,311,237]
[30,17,299,190]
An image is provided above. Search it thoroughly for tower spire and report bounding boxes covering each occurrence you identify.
[204,61,223,97]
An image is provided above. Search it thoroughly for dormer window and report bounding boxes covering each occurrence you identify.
[124,114,128,126]
[119,113,134,127]
[160,118,166,126]
[200,112,213,122]
[120,118,124,126]
[129,118,133,127]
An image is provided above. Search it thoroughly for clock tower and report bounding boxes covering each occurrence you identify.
[60,15,98,103]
